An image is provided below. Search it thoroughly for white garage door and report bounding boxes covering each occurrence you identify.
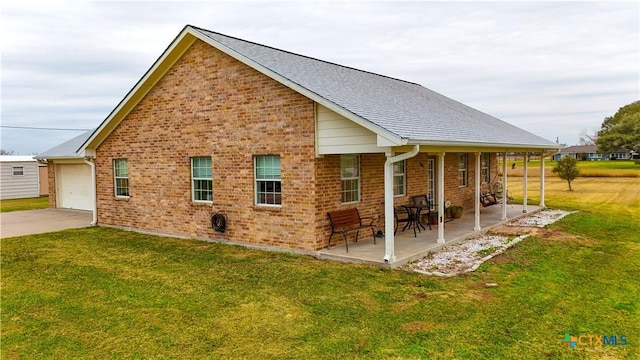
[58,164,93,211]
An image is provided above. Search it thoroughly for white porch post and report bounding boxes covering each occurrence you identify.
[539,154,546,208]
[474,152,481,231]
[437,152,445,244]
[501,152,508,221]
[523,152,528,213]
[383,153,396,263]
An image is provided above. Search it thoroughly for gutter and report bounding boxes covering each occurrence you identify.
[83,157,98,226]
[383,145,420,263]
[406,139,562,151]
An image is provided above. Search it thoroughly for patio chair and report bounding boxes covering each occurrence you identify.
[394,206,411,235]
[411,195,433,231]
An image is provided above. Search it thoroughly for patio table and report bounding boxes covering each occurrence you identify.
[401,204,427,237]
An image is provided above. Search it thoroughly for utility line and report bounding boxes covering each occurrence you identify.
[1,125,92,131]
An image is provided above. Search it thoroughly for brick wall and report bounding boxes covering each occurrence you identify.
[47,163,56,207]
[95,39,318,251]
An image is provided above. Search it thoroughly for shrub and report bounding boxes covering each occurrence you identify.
[552,156,580,191]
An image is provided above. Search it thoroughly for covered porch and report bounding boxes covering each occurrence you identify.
[317,203,542,267]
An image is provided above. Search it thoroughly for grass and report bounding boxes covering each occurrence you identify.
[0,196,49,213]
[500,159,640,178]
[508,177,640,220]
[2,178,639,359]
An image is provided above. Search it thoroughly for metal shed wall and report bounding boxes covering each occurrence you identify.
[0,161,40,200]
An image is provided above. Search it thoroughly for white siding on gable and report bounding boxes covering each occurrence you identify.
[0,161,40,200]
[316,104,381,154]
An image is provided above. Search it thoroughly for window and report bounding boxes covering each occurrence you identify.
[12,166,24,176]
[458,154,468,187]
[481,153,490,183]
[113,159,129,197]
[341,154,360,204]
[393,160,406,196]
[255,155,281,206]
[192,157,212,202]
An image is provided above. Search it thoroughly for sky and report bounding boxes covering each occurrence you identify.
[1,1,639,155]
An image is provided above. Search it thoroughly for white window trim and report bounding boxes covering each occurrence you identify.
[427,159,436,210]
[393,160,406,197]
[191,157,213,203]
[458,154,468,188]
[12,166,24,176]
[481,153,490,184]
[254,155,282,207]
[113,159,129,198]
[341,154,360,205]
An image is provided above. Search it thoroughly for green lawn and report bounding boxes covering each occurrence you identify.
[2,180,639,359]
[502,159,639,178]
[0,196,49,213]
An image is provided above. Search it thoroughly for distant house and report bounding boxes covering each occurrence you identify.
[553,145,630,161]
[0,156,45,200]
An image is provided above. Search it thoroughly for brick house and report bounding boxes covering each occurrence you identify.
[39,25,560,263]
[552,145,631,161]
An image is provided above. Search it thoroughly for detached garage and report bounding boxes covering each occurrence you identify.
[35,131,95,212]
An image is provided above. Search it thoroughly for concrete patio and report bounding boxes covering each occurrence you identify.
[317,204,542,267]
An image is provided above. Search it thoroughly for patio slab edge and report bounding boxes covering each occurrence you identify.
[388,207,543,268]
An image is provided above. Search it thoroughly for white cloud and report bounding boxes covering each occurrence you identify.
[1,1,638,154]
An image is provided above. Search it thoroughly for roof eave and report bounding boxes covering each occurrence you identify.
[406,139,562,152]
[33,155,83,160]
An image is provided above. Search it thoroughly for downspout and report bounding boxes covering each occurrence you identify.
[83,157,97,226]
[383,145,420,263]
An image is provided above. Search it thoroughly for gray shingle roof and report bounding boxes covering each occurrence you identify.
[192,26,557,148]
[557,145,597,154]
[35,130,93,159]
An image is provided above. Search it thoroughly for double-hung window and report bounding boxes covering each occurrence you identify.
[12,166,24,176]
[255,155,281,206]
[192,157,212,202]
[458,154,468,187]
[481,153,490,183]
[393,160,406,197]
[341,154,360,204]
[114,159,129,197]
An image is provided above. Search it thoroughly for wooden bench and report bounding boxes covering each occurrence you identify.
[327,208,376,252]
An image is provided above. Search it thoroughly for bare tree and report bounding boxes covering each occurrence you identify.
[578,129,597,146]
[0,149,15,155]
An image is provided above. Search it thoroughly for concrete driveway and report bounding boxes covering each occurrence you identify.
[0,208,93,238]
